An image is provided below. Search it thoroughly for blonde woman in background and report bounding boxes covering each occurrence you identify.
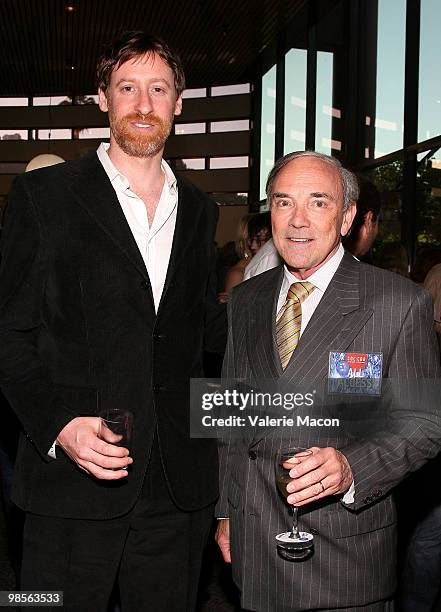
[218,213,271,302]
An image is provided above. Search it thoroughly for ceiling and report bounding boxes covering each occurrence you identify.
[0,0,307,97]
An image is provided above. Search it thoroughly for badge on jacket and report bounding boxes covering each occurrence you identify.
[328,351,383,395]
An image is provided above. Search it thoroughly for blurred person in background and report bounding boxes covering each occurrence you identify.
[343,176,381,262]
[376,242,409,277]
[218,213,272,301]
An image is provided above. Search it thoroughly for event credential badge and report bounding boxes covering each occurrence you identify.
[328,352,383,395]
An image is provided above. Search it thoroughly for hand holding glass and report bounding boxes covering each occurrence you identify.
[99,409,133,470]
[274,447,314,560]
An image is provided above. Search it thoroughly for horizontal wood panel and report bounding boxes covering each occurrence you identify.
[0,131,250,162]
[178,168,249,192]
[0,94,250,129]
[0,167,249,197]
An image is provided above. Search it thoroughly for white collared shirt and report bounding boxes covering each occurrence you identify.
[97,142,178,312]
[277,243,345,335]
[276,243,355,504]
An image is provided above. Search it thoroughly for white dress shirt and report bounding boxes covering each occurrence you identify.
[243,238,282,280]
[97,142,178,312]
[276,243,355,504]
[276,243,345,330]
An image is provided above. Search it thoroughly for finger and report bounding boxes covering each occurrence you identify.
[287,452,325,478]
[286,467,328,494]
[78,461,130,480]
[87,449,133,470]
[98,423,124,445]
[92,437,130,458]
[216,537,231,563]
[287,486,327,507]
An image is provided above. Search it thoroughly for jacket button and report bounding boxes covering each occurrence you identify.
[364,495,373,504]
[153,333,166,340]
[248,450,257,460]
[140,280,149,290]
[153,384,165,393]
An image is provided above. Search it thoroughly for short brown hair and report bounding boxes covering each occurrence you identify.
[97,30,185,96]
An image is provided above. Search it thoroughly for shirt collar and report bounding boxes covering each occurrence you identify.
[283,242,345,294]
[96,142,178,196]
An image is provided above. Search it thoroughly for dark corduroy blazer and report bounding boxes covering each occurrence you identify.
[0,152,224,518]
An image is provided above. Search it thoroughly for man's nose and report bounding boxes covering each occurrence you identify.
[135,90,153,116]
[288,205,309,227]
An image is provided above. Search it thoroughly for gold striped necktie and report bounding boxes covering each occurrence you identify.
[276,281,315,370]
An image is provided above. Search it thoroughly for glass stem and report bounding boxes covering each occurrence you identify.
[290,505,299,539]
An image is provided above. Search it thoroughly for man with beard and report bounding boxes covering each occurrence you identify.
[0,31,224,611]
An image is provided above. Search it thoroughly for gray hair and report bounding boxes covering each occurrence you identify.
[266,150,359,211]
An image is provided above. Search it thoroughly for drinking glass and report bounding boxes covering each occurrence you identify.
[274,446,314,560]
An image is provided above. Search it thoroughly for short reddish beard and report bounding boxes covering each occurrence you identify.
[108,109,174,158]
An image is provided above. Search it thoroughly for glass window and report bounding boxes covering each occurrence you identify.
[368,159,404,258]
[415,150,441,246]
[0,98,28,106]
[284,48,307,154]
[260,64,277,199]
[211,84,250,96]
[78,127,110,139]
[33,96,72,106]
[176,159,205,170]
[210,120,249,133]
[209,157,248,169]
[32,129,72,140]
[182,88,206,99]
[174,123,206,135]
[418,0,441,146]
[375,0,406,157]
[0,130,28,140]
[316,51,336,155]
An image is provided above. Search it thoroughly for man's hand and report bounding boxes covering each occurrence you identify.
[56,416,133,480]
[215,519,231,563]
[285,447,353,506]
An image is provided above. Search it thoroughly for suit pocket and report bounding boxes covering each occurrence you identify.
[53,383,99,416]
[327,498,396,538]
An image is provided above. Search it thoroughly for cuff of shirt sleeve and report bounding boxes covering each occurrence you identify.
[342,480,355,504]
[47,441,57,459]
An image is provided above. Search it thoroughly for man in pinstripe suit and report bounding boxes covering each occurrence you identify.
[215,151,441,611]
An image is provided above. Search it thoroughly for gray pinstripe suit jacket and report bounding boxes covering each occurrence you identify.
[217,252,441,612]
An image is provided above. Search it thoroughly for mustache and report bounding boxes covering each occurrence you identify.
[122,112,163,125]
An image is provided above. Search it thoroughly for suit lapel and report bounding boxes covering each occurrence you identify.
[251,253,373,444]
[246,267,284,380]
[282,253,373,382]
[159,177,204,307]
[69,153,149,283]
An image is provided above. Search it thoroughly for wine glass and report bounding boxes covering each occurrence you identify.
[274,446,314,560]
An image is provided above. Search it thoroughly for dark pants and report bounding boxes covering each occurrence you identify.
[399,501,441,612]
[20,440,214,612]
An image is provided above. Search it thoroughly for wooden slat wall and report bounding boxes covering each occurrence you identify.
[0,93,251,198]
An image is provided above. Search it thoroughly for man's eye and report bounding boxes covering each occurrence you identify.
[152,86,165,94]
[121,86,134,93]
[275,199,291,208]
[312,200,326,208]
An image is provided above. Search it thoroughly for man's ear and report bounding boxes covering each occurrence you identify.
[174,95,183,117]
[98,88,109,113]
[364,210,373,229]
[341,202,357,237]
